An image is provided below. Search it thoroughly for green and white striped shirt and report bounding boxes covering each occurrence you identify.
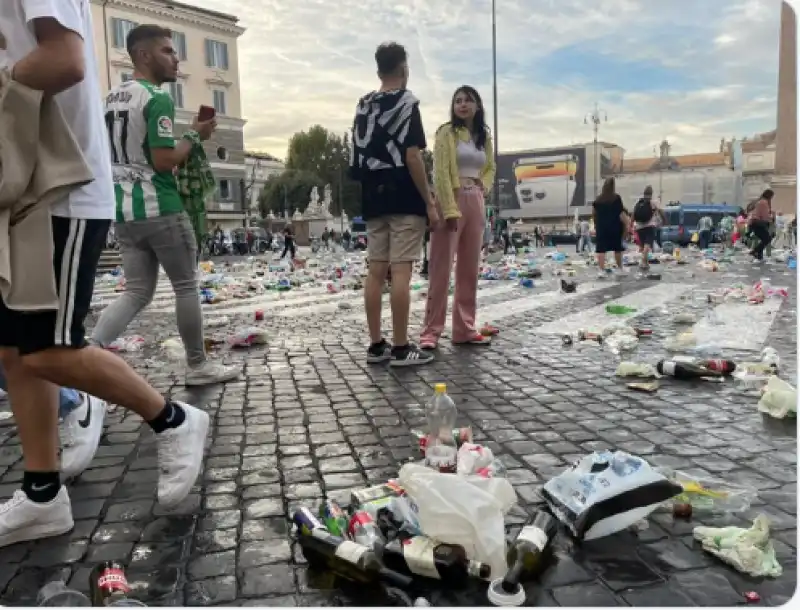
[104,78,184,222]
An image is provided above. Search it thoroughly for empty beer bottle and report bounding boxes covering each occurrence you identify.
[382,536,491,585]
[89,561,145,606]
[656,360,721,380]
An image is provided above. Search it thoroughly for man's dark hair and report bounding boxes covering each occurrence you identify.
[375,42,407,76]
[126,24,172,60]
[761,188,774,201]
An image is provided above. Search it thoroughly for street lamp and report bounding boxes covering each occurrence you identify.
[584,102,607,202]
[491,0,500,222]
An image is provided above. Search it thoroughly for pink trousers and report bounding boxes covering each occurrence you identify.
[420,186,485,344]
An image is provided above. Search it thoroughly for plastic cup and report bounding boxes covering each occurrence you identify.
[424,443,457,473]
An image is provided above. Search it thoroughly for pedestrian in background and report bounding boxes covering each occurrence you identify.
[748,189,774,264]
[592,178,628,276]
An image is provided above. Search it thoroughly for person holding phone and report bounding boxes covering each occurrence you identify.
[91,24,239,387]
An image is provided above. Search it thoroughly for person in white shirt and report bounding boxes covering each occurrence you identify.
[0,0,208,549]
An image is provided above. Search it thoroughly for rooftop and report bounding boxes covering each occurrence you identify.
[155,0,239,23]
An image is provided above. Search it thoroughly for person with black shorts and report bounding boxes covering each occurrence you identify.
[632,186,664,272]
[592,177,629,277]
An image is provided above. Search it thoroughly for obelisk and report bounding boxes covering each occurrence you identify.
[771,1,797,215]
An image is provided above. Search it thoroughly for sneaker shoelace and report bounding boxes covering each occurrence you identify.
[0,490,28,514]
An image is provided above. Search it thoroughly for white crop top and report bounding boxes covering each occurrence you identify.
[456,139,486,179]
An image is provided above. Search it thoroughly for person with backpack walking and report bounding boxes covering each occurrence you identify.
[632,186,663,272]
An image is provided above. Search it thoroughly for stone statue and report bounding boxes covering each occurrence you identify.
[307,186,320,214]
[322,184,333,216]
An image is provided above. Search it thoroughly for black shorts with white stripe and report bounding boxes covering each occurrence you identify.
[0,216,110,355]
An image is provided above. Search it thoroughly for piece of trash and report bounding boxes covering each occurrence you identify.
[107,336,145,352]
[693,515,782,578]
[672,503,692,519]
[205,316,230,328]
[671,312,696,324]
[743,591,761,603]
[605,304,637,315]
[560,279,576,293]
[541,450,682,541]
[627,381,659,393]
[664,332,697,352]
[758,376,797,419]
[659,469,757,514]
[228,327,269,348]
[161,338,186,361]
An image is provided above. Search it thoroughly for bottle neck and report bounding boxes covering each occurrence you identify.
[501,560,526,592]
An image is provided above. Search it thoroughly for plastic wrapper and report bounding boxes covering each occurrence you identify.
[107,335,145,352]
[541,451,682,541]
[205,316,230,329]
[228,327,269,348]
[657,468,757,514]
[398,462,517,580]
[388,496,423,536]
[664,332,696,351]
[615,362,657,378]
[758,376,797,419]
[671,312,697,324]
[161,338,186,361]
[693,515,782,578]
[601,323,636,338]
[455,443,506,479]
[604,332,638,354]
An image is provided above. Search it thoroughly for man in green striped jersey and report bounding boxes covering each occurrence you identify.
[91,24,239,387]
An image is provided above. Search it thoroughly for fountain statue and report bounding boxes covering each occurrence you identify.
[306,186,320,216]
[322,184,333,217]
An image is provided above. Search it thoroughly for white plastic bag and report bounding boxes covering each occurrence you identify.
[758,376,797,419]
[693,515,782,578]
[398,462,516,580]
[456,443,494,476]
[541,451,682,541]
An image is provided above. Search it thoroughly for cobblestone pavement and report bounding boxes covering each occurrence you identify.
[0,249,796,606]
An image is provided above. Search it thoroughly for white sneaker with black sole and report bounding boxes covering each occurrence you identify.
[60,393,107,479]
[389,343,434,367]
[185,361,241,386]
[366,339,392,364]
[0,487,73,548]
[156,402,209,507]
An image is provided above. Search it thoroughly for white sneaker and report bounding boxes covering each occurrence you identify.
[60,393,106,479]
[0,487,73,548]
[156,402,209,507]
[185,361,241,386]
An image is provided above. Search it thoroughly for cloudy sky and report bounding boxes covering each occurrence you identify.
[191,0,782,159]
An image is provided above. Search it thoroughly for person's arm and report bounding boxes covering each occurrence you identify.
[404,105,434,209]
[478,130,496,192]
[146,92,191,173]
[432,125,458,220]
[12,2,85,94]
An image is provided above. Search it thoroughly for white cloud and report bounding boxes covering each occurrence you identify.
[189,0,782,159]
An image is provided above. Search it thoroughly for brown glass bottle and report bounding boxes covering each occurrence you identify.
[382,536,491,585]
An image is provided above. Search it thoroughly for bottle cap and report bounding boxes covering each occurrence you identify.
[434,383,447,393]
[487,578,525,607]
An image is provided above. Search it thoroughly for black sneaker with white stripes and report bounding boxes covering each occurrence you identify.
[366,339,392,364]
[389,343,434,367]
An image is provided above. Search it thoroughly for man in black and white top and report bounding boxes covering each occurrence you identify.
[350,42,438,367]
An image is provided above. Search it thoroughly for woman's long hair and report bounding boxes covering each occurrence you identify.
[450,85,487,150]
[596,177,617,203]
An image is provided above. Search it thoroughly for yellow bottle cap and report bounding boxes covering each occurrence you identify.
[434,383,447,393]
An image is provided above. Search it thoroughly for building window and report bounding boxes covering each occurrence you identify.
[216,146,229,161]
[212,90,227,115]
[205,39,229,69]
[120,72,133,83]
[218,179,232,200]
[165,81,184,109]
[111,18,137,49]
[171,31,187,61]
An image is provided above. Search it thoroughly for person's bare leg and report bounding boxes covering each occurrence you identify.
[614,251,623,269]
[0,349,59,472]
[389,262,413,347]
[596,252,606,270]
[364,262,389,345]
[21,346,163,421]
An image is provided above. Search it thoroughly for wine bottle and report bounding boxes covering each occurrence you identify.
[487,512,558,607]
[296,522,411,588]
[656,360,721,380]
[381,536,491,585]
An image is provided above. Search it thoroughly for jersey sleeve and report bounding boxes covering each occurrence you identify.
[145,93,176,150]
[22,0,84,38]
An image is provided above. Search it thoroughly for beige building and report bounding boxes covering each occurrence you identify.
[90,0,248,230]
[244,153,286,220]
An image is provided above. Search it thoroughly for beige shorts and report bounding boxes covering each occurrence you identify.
[367,215,426,264]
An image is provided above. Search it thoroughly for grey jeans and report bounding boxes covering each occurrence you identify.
[91,213,206,366]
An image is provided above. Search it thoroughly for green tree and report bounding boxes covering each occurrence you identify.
[258,170,325,218]
[285,125,361,218]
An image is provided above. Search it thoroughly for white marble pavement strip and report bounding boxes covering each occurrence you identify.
[330,282,526,323]
[283,281,509,319]
[531,282,691,334]
[479,281,615,324]
[690,292,787,352]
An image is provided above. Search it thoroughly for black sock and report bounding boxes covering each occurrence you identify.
[148,401,186,434]
[22,471,61,503]
[369,339,387,351]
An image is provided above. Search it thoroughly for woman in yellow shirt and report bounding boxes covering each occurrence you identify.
[420,86,495,349]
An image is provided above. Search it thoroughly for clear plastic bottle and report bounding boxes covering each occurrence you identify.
[425,384,458,472]
[38,582,91,606]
